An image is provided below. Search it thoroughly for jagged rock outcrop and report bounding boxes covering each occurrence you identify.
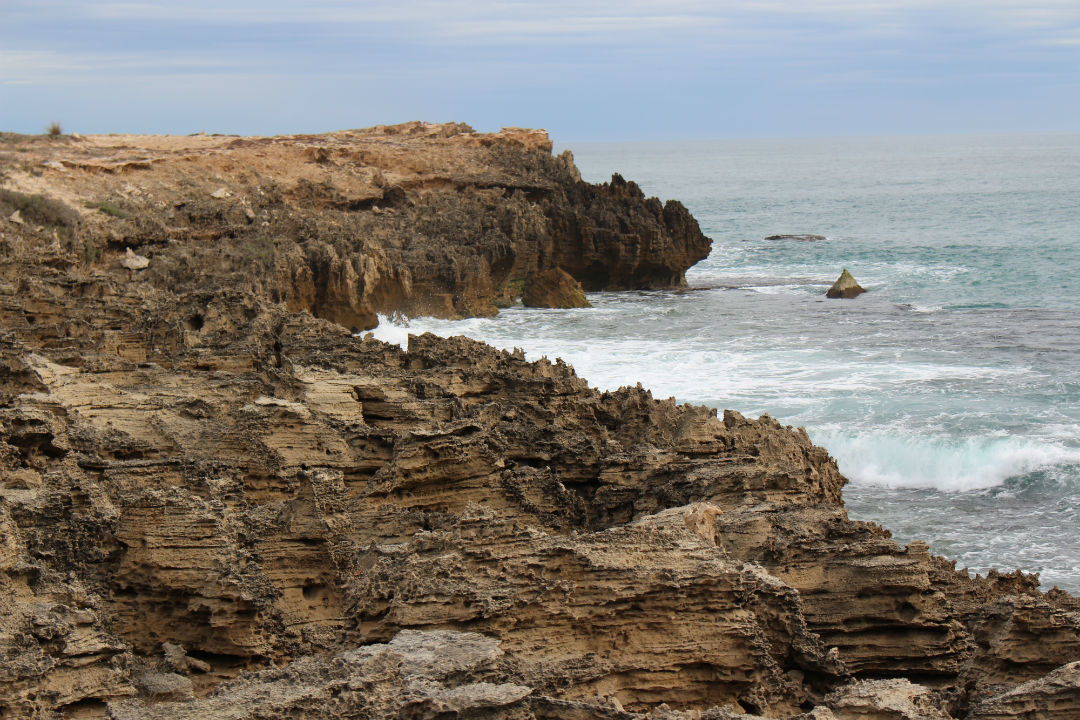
[1,128,1079,720]
[826,269,865,299]
[0,123,709,329]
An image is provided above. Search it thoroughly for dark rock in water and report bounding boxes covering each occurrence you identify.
[522,267,591,308]
[765,234,826,242]
[826,268,866,298]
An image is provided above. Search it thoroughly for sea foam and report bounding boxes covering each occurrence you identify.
[813,430,1080,491]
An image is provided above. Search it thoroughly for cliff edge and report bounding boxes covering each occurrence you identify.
[0,122,708,330]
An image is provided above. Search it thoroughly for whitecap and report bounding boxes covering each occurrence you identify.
[813,430,1080,491]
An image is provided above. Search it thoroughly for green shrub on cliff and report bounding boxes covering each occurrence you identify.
[241,235,276,267]
[84,200,130,218]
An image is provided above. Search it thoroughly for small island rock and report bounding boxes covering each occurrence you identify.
[522,267,591,309]
[765,234,826,242]
[826,268,865,299]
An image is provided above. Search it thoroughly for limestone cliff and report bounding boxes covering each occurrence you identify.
[1,127,1079,720]
[0,123,708,329]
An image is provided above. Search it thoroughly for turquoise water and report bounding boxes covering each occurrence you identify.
[372,133,1080,592]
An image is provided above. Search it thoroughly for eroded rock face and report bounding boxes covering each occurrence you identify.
[1,129,1079,720]
[0,123,709,329]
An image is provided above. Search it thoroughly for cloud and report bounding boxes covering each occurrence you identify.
[2,0,1078,136]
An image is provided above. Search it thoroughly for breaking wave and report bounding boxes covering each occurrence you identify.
[813,430,1080,491]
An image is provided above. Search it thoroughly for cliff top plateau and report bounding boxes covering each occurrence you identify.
[1,123,1078,720]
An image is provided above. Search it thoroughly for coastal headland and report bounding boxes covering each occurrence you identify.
[1,123,1078,719]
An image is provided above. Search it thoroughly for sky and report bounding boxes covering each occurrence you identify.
[1,1,1079,140]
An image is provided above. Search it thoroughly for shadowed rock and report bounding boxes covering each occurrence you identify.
[522,267,591,308]
[765,234,826,242]
[0,123,710,329]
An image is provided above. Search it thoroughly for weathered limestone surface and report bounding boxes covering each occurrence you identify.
[1,127,1079,720]
[0,123,709,329]
[967,661,1080,720]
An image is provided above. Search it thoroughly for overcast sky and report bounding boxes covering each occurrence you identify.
[2,1,1079,140]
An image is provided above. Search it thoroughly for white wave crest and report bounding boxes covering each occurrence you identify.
[813,430,1080,491]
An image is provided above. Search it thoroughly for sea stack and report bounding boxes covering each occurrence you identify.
[826,268,866,298]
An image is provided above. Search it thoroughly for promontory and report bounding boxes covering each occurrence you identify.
[1,122,1078,719]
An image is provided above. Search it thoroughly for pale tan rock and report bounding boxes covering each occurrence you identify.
[137,672,194,700]
[121,246,149,270]
[826,678,950,718]
[109,631,533,720]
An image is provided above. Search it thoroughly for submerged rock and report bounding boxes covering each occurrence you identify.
[522,267,591,308]
[765,234,825,242]
[826,268,865,298]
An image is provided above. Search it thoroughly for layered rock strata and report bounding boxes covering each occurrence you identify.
[1,127,1079,720]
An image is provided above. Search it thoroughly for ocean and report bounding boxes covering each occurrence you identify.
[371,133,1080,593]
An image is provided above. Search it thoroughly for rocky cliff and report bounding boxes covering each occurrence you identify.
[0,122,707,330]
[2,126,1079,720]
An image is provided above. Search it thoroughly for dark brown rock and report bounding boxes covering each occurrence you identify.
[765,234,826,242]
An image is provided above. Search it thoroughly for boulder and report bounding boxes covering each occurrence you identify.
[825,678,950,719]
[826,268,865,299]
[121,247,150,271]
[522,267,591,309]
